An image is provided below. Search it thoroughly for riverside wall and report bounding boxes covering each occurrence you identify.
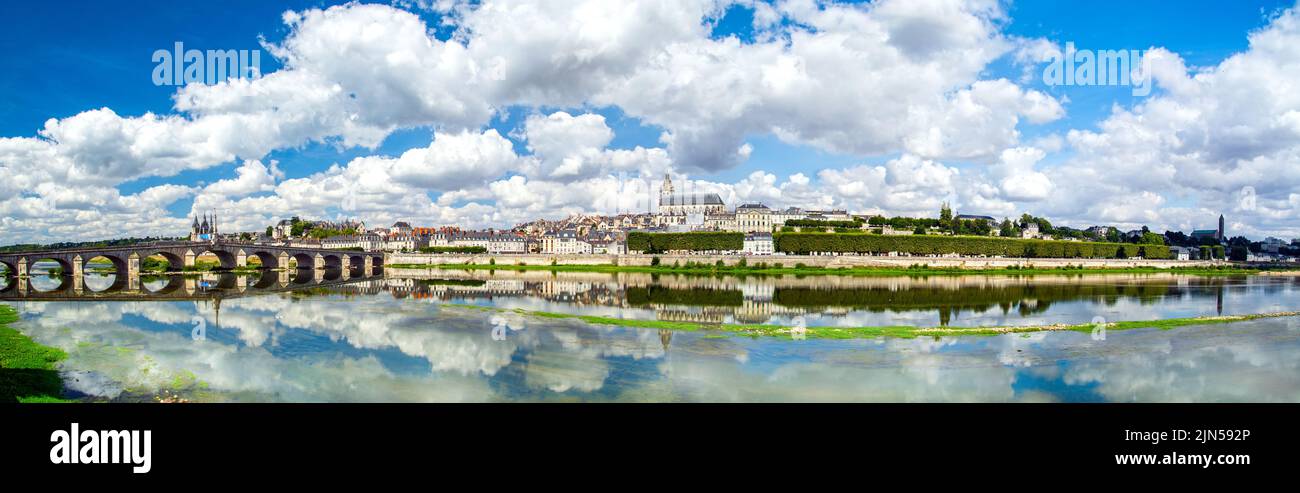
[385,252,1226,270]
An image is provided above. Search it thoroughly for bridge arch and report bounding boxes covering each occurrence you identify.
[290,267,316,284]
[321,268,342,281]
[28,256,72,275]
[347,254,365,272]
[322,254,343,269]
[370,255,383,267]
[0,259,15,276]
[141,251,185,272]
[247,251,279,269]
[195,248,238,270]
[291,253,315,270]
[251,270,279,289]
[142,274,184,295]
[84,254,129,274]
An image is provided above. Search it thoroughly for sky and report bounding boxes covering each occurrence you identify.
[1,0,1298,244]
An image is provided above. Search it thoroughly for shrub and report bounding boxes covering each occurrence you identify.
[627,232,743,253]
[650,256,661,266]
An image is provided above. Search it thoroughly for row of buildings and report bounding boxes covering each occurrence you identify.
[222,176,1290,260]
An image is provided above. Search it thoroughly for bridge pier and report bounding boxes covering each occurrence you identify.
[184,249,198,269]
[236,249,248,269]
[17,258,28,278]
[278,253,290,271]
[314,254,326,270]
[72,255,84,278]
[342,256,353,271]
[128,253,140,278]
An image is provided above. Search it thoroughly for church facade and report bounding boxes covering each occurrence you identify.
[190,213,219,242]
[656,174,726,227]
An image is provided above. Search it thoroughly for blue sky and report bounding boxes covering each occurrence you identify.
[2,0,1298,242]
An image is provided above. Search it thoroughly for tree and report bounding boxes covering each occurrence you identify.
[999,219,1017,237]
[939,202,953,223]
[1138,231,1165,245]
[1229,245,1249,262]
[265,226,274,237]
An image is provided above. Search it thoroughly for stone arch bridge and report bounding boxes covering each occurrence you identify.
[0,241,385,278]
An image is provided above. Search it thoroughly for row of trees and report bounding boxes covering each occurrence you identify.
[773,233,1172,259]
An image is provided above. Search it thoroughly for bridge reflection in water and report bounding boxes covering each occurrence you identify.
[0,265,384,301]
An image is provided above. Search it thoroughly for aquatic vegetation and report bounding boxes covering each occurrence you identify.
[441,303,1300,341]
[0,305,72,403]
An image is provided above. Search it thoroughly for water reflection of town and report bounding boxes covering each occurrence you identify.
[384,269,1287,326]
[7,266,1292,326]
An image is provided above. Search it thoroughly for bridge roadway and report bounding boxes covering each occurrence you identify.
[0,240,385,279]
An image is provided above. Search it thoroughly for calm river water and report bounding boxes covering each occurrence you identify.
[3,264,1299,402]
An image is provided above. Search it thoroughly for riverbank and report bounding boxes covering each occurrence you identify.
[389,261,1276,277]
[444,303,1300,340]
[387,252,1245,271]
[0,304,71,403]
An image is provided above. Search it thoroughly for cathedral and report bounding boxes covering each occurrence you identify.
[190,213,219,242]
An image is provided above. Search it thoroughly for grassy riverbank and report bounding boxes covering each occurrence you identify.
[388,261,1281,277]
[444,303,1300,340]
[0,305,71,403]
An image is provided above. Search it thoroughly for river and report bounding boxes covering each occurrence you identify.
[2,263,1299,402]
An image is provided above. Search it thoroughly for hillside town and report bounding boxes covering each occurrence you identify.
[183,174,1300,262]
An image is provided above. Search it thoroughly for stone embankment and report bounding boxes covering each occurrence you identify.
[386,252,1224,270]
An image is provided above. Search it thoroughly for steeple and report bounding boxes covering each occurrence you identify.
[661,173,674,198]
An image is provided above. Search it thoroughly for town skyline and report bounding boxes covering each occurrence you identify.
[3,1,1300,245]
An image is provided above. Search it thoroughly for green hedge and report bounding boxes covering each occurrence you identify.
[627,232,743,253]
[773,233,1171,259]
[783,219,863,229]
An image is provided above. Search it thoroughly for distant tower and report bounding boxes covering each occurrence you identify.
[1217,214,1225,241]
[661,173,674,198]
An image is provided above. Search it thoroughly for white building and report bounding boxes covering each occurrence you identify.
[734,204,773,233]
[488,234,528,254]
[383,235,422,252]
[1021,223,1043,239]
[542,230,592,254]
[771,207,807,227]
[320,233,385,251]
[743,233,775,255]
[1263,237,1286,253]
[449,232,523,253]
[588,239,626,255]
